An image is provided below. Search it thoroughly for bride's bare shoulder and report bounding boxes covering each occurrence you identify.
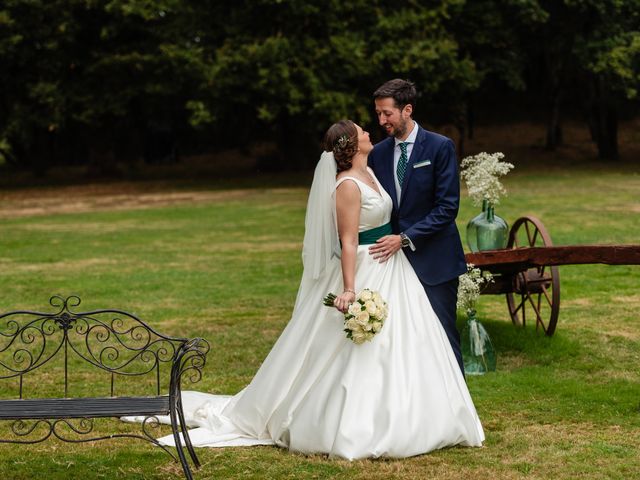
[335,173,360,191]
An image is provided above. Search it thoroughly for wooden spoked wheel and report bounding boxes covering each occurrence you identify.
[506,216,561,336]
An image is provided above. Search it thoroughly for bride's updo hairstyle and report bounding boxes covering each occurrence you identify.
[323,120,358,172]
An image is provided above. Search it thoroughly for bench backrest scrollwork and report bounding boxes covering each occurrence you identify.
[0,295,209,399]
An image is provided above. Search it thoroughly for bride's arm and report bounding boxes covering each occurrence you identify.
[334,179,360,312]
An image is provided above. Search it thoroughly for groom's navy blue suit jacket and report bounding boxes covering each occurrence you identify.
[368,125,467,286]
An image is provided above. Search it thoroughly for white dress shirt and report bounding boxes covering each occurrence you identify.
[393,121,419,202]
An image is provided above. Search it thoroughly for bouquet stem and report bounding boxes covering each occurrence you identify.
[323,293,337,306]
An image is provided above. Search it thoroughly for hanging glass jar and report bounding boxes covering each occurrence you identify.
[461,309,497,375]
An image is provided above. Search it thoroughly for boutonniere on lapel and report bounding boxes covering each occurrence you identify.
[413,159,431,168]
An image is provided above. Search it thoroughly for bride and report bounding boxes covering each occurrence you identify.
[158,119,484,459]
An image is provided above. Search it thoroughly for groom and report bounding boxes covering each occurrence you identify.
[368,79,467,374]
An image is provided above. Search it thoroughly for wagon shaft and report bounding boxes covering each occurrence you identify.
[464,212,639,337]
[465,245,640,274]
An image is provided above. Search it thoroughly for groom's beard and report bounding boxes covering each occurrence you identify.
[388,117,408,139]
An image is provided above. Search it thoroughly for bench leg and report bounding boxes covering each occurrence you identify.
[169,403,193,480]
[177,394,201,468]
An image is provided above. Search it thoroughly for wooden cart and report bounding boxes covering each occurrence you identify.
[465,216,640,336]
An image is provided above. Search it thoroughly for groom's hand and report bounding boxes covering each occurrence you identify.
[369,235,402,262]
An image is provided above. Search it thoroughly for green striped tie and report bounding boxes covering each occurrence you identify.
[397,142,409,187]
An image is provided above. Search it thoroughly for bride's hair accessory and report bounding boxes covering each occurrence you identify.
[323,120,358,172]
[336,134,350,149]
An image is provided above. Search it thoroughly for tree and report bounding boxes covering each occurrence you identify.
[1,0,638,171]
[0,0,208,173]
[181,0,480,169]
[572,0,640,160]
[518,0,640,158]
[453,0,548,148]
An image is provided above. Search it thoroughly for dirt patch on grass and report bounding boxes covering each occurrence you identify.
[0,257,119,273]
[498,352,536,371]
[612,294,640,306]
[0,186,270,219]
[564,297,595,307]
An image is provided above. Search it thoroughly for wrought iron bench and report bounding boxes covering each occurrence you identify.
[0,295,210,479]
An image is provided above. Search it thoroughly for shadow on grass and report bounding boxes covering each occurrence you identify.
[461,315,640,426]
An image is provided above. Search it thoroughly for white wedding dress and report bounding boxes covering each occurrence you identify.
[153,165,484,459]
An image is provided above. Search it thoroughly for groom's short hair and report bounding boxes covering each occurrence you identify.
[373,79,417,112]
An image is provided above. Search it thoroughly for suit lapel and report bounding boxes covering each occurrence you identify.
[399,126,426,207]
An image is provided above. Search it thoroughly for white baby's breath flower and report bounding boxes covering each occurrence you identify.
[457,263,494,312]
[460,152,514,207]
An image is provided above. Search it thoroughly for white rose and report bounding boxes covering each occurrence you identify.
[358,289,373,302]
[355,310,370,326]
[372,292,383,304]
[345,318,359,332]
[371,321,383,333]
[348,302,362,316]
[365,300,377,315]
[352,330,367,344]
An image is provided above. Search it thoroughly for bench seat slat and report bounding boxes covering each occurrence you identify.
[0,396,170,419]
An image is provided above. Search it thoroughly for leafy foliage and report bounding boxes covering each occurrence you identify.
[0,0,638,169]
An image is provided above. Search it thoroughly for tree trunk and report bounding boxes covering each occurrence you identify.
[456,123,465,159]
[25,129,55,177]
[588,75,619,160]
[543,44,563,151]
[267,113,319,172]
[545,87,563,150]
[467,98,475,141]
[86,126,120,177]
[449,101,467,158]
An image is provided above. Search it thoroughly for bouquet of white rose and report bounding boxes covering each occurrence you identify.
[323,289,388,344]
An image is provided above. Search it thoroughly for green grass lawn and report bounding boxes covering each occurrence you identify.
[0,164,638,479]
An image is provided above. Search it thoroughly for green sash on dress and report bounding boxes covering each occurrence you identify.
[358,222,392,245]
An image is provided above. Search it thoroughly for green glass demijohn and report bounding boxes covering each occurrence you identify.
[466,200,487,252]
[461,309,497,375]
[467,202,509,252]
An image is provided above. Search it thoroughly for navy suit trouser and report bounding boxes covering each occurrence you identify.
[421,278,465,376]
